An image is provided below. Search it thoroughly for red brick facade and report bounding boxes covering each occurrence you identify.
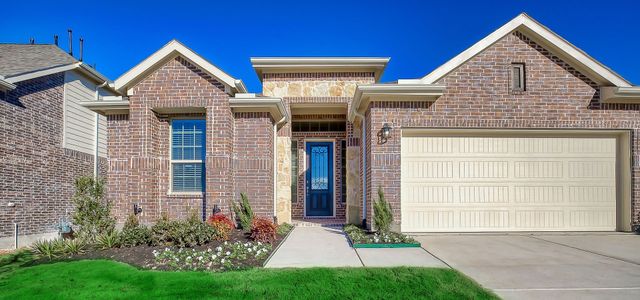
[364,31,640,229]
[106,57,276,223]
[0,73,106,237]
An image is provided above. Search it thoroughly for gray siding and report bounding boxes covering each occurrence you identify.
[63,70,108,157]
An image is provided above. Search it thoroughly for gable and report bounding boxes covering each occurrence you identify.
[115,39,247,96]
[421,13,632,88]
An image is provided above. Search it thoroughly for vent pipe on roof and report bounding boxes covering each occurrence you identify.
[67,29,73,56]
[54,35,58,46]
[29,37,34,45]
[79,37,84,62]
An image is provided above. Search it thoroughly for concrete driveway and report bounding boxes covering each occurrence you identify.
[415,233,640,300]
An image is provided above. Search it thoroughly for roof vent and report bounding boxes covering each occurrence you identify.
[67,29,73,56]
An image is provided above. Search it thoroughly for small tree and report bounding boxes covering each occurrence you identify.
[232,193,254,232]
[373,187,393,233]
[71,176,115,242]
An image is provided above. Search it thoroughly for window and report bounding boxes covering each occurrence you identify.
[341,140,347,203]
[291,121,346,132]
[291,140,298,202]
[171,119,206,193]
[511,63,525,91]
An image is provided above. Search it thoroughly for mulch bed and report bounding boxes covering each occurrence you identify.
[40,230,287,271]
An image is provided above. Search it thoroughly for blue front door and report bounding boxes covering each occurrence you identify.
[305,142,333,216]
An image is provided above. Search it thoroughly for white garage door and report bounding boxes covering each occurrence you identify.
[401,134,617,232]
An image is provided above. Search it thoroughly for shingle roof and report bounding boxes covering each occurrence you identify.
[0,44,78,78]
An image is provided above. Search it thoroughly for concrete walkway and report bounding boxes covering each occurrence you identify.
[265,226,446,268]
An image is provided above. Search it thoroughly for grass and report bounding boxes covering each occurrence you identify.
[0,251,497,300]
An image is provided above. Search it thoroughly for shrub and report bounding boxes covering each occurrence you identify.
[96,230,121,249]
[62,238,87,256]
[276,223,294,236]
[207,214,235,241]
[120,215,152,247]
[250,217,277,242]
[169,212,215,247]
[207,214,235,229]
[151,213,173,245]
[232,193,254,231]
[31,239,64,260]
[373,187,393,233]
[71,176,115,242]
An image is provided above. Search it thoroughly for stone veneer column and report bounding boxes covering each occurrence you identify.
[275,137,291,223]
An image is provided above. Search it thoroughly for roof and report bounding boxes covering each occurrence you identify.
[114,39,247,95]
[250,57,390,82]
[0,43,115,92]
[418,13,633,87]
[0,44,77,77]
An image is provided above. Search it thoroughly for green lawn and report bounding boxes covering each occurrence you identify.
[0,251,496,300]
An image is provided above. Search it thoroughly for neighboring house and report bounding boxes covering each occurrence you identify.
[0,44,116,241]
[4,12,640,241]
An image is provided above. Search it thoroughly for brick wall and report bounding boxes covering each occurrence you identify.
[0,73,105,237]
[108,56,234,223]
[233,112,274,218]
[365,31,640,229]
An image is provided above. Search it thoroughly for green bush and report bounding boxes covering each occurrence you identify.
[120,215,152,247]
[31,239,64,260]
[96,231,121,249]
[232,193,254,231]
[373,187,393,233]
[169,212,215,247]
[276,223,294,236]
[71,176,115,242]
[150,213,173,245]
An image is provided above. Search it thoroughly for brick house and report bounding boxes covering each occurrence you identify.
[0,44,116,242]
[4,13,640,241]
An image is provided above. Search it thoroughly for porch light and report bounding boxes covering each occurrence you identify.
[381,123,392,139]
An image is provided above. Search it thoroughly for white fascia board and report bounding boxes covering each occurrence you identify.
[5,63,79,84]
[601,86,640,103]
[347,84,445,122]
[115,39,241,94]
[250,57,390,82]
[0,76,16,90]
[420,13,632,87]
[229,96,289,123]
[81,98,130,115]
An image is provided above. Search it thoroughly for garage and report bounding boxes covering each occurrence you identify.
[400,130,630,232]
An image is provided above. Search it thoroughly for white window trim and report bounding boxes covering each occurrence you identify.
[168,118,206,196]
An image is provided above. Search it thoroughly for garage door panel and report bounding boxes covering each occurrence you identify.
[401,135,617,232]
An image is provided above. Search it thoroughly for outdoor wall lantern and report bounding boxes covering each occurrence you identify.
[381,123,392,139]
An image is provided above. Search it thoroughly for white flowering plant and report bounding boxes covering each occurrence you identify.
[153,241,272,271]
[343,224,417,245]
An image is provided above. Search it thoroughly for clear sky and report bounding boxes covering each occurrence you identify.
[2,0,638,91]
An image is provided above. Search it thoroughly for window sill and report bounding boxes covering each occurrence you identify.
[167,192,205,197]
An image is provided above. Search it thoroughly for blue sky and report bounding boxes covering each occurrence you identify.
[2,0,638,91]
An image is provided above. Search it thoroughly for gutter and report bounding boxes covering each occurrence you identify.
[0,76,16,91]
[273,116,287,223]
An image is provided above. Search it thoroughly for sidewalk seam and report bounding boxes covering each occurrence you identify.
[527,235,640,267]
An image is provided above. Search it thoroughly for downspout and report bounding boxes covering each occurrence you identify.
[353,111,367,227]
[273,117,287,223]
[93,81,108,179]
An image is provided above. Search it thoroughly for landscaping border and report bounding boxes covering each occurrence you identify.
[345,235,421,248]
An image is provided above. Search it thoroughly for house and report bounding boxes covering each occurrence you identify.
[3,12,640,243]
[0,44,116,243]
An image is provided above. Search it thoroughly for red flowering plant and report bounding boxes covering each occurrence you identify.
[207,214,235,241]
[250,217,277,243]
